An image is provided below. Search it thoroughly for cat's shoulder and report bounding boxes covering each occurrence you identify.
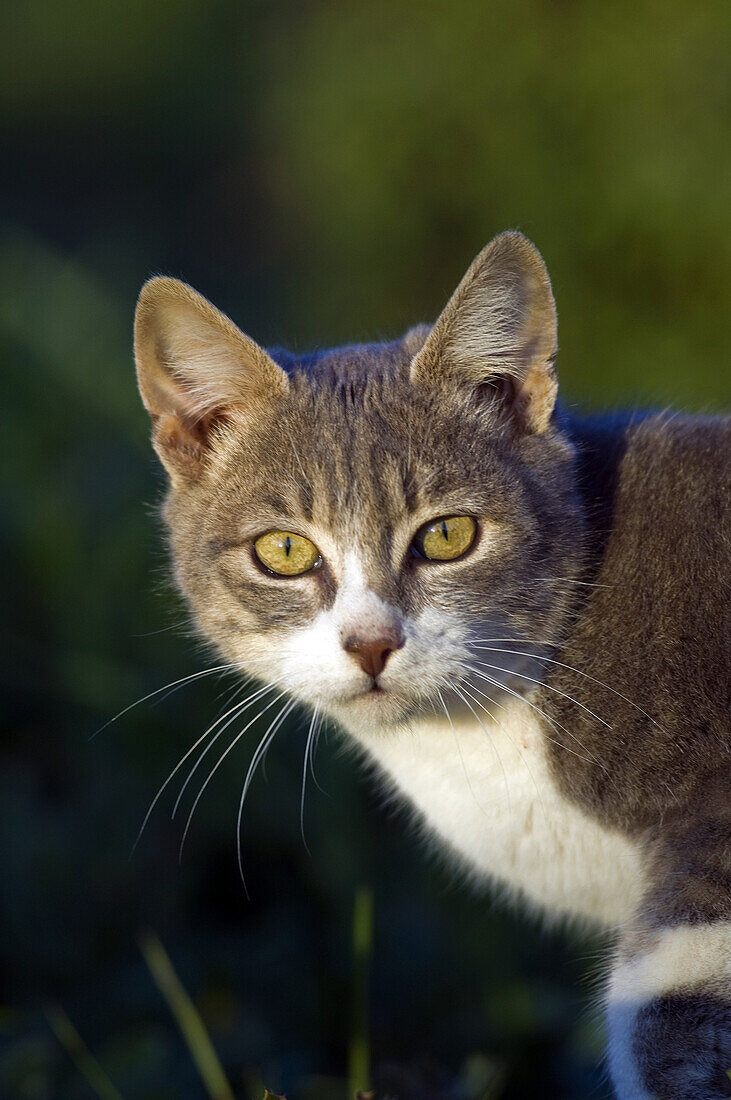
[566,405,730,464]
[566,407,729,539]
[615,411,729,535]
[623,409,730,470]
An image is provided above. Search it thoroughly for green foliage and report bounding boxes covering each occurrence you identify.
[348,887,373,1097]
[140,932,236,1100]
[45,1007,124,1100]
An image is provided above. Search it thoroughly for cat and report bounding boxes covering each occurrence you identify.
[133,231,730,1099]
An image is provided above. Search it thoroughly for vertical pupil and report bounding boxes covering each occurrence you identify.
[284,536,292,556]
[441,520,449,541]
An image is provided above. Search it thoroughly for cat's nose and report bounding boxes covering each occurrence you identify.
[343,631,404,678]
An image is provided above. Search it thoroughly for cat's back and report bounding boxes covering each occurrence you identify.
[543,411,730,831]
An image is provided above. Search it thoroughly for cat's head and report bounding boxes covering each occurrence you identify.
[134,232,583,739]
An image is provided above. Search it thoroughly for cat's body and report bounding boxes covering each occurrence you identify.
[134,233,730,1098]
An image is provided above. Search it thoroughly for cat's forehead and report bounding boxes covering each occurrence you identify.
[211,335,517,558]
[277,332,497,464]
[232,365,421,536]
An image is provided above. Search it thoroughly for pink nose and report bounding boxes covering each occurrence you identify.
[343,631,404,678]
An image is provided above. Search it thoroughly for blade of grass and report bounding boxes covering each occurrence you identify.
[139,930,235,1100]
[348,885,373,1098]
[45,1004,125,1100]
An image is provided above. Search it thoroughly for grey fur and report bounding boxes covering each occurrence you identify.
[634,994,731,1099]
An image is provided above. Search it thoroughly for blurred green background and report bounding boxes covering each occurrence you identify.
[1,1,729,1097]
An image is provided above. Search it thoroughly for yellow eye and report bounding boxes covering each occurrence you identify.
[254,531,321,576]
[414,516,477,561]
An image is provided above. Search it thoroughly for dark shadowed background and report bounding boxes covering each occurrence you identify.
[2,2,729,1097]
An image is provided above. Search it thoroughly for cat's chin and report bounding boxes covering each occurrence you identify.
[325,688,425,734]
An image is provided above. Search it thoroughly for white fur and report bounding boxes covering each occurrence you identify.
[610,922,731,1004]
[350,704,643,927]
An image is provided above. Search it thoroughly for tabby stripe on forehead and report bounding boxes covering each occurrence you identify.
[297,480,314,521]
[263,494,290,515]
[363,444,399,523]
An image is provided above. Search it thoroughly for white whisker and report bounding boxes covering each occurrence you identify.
[92,663,236,740]
[536,576,616,589]
[172,680,282,819]
[460,678,549,824]
[130,679,271,856]
[178,689,290,863]
[468,644,659,725]
[308,710,327,795]
[452,683,512,813]
[300,704,321,854]
[435,687,490,818]
[465,663,606,770]
[470,658,612,729]
[237,698,298,889]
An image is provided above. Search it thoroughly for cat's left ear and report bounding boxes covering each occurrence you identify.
[410,231,558,433]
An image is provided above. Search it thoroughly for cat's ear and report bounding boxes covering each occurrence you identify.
[134,277,289,483]
[410,231,558,434]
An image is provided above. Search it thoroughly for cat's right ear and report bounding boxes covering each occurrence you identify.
[134,277,289,484]
[410,232,558,434]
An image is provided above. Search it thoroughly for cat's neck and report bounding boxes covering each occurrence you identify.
[347,698,643,927]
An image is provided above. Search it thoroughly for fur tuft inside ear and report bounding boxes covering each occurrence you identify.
[134,277,288,482]
[410,231,558,433]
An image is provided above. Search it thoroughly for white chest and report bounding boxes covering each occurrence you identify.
[352,698,643,927]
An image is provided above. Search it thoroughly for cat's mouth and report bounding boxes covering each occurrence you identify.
[348,682,386,701]
[341,679,399,706]
[325,678,431,730]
